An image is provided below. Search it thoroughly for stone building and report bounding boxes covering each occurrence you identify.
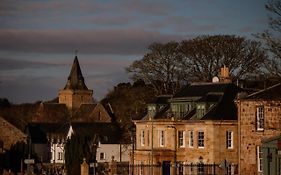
[1,56,128,173]
[25,56,127,166]
[133,80,240,175]
[0,116,27,150]
[237,83,281,175]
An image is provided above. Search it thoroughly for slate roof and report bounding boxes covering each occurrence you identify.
[244,83,281,100]
[148,95,172,104]
[173,83,232,98]
[144,82,240,121]
[27,122,69,144]
[64,56,88,90]
[70,122,122,144]
[32,103,69,123]
[71,104,97,122]
[27,122,123,144]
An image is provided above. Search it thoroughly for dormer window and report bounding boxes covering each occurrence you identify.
[171,103,190,118]
[148,105,156,118]
[197,104,205,118]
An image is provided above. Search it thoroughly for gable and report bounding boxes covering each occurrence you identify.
[89,103,112,122]
[0,116,27,149]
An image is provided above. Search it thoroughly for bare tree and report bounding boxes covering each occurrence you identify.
[126,41,187,95]
[180,35,267,81]
[258,0,281,77]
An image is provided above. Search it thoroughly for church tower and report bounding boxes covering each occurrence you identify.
[58,56,93,109]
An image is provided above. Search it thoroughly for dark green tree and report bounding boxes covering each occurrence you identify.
[4,141,29,173]
[65,133,99,175]
[102,81,155,141]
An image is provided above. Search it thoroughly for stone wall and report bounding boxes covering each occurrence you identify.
[0,116,27,150]
[238,100,281,175]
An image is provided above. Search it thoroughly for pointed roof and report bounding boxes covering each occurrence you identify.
[64,56,88,90]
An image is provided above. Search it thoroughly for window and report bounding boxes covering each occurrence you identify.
[198,131,204,148]
[159,130,165,147]
[148,105,156,118]
[100,152,106,160]
[257,106,264,131]
[58,152,63,160]
[257,146,263,172]
[189,131,194,148]
[178,131,185,147]
[147,131,150,147]
[140,130,145,146]
[226,131,233,149]
[172,103,190,118]
[197,104,205,118]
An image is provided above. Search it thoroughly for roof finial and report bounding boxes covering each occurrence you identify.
[75,49,78,57]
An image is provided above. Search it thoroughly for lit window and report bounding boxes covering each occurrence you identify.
[159,130,165,147]
[140,130,145,146]
[257,146,263,172]
[257,106,264,131]
[226,131,233,149]
[189,131,194,148]
[178,131,185,147]
[198,131,204,148]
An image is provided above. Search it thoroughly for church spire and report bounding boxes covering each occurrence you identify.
[59,55,93,110]
[64,56,88,90]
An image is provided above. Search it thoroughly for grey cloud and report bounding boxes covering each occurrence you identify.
[0,29,182,55]
[0,58,61,71]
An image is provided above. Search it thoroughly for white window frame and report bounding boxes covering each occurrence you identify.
[178,131,185,148]
[198,131,204,148]
[226,131,233,149]
[159,130,165,147]
[189,130,194,148]
[256,106,264,131]
[257,146,263,172]
[140,130,145,146]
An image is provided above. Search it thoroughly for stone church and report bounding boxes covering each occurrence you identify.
[0,56,129,173]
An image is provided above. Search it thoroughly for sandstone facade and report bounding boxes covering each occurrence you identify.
[237,99,281,175]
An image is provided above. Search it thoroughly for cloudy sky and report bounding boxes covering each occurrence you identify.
[0,0,268,103]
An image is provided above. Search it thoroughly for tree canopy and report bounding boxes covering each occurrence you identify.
[65,133,99,175]
[258,0,281,77]
[180,35,267,81]
[126,42,186,95]
[127,35,267,95]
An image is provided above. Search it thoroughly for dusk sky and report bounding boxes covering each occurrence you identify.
[0,0,268,103]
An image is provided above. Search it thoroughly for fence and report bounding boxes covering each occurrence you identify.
[116,163,238,175]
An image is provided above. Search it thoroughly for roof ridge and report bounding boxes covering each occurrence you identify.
[246,82,281,99]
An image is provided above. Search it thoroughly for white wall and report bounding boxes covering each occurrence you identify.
[50,143,64,164]
[96,144,131,163]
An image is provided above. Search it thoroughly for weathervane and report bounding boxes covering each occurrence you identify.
[75,49,79,57]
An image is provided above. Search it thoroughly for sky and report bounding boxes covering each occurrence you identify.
[0,0,269,104]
